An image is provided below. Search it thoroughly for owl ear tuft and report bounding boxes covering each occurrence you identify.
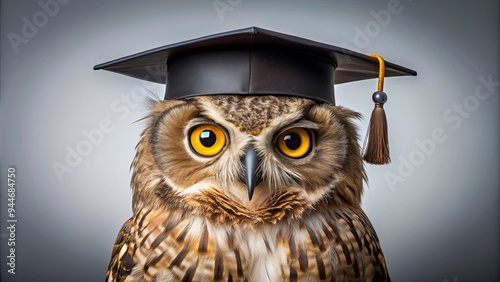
[362,55,390,165]
[150,100,185,116]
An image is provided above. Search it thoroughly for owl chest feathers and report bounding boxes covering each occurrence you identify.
[117,201,387,282]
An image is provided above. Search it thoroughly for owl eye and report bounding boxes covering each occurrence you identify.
[189,124,226,157]
[276,128,312,159]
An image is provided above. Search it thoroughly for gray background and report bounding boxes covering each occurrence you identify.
[0,0,498,281]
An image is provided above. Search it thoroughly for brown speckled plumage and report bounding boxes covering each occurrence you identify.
[106,95,390,282]
[202,95,315,135]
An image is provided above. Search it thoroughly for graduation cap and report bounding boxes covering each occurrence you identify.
[94,27,416,164]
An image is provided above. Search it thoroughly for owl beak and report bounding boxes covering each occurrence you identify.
[243,147,261,201]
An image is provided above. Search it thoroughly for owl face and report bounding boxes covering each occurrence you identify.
[133,95,365,223]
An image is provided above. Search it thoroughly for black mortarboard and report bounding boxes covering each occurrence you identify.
[94,27,415,104]
[94,27,416,164]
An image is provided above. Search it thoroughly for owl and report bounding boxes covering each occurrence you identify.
[104,94,390,282]
[96,26,417,282]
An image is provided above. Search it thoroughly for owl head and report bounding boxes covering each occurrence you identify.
[94,28,415,228]
[130,95,366,225]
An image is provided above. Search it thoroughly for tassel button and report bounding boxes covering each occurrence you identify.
[372,91,388,104]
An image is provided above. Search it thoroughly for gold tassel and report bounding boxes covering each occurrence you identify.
[363,54,390,165]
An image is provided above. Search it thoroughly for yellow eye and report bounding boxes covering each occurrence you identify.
[276,128,312,159]
[189,124,226,157]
